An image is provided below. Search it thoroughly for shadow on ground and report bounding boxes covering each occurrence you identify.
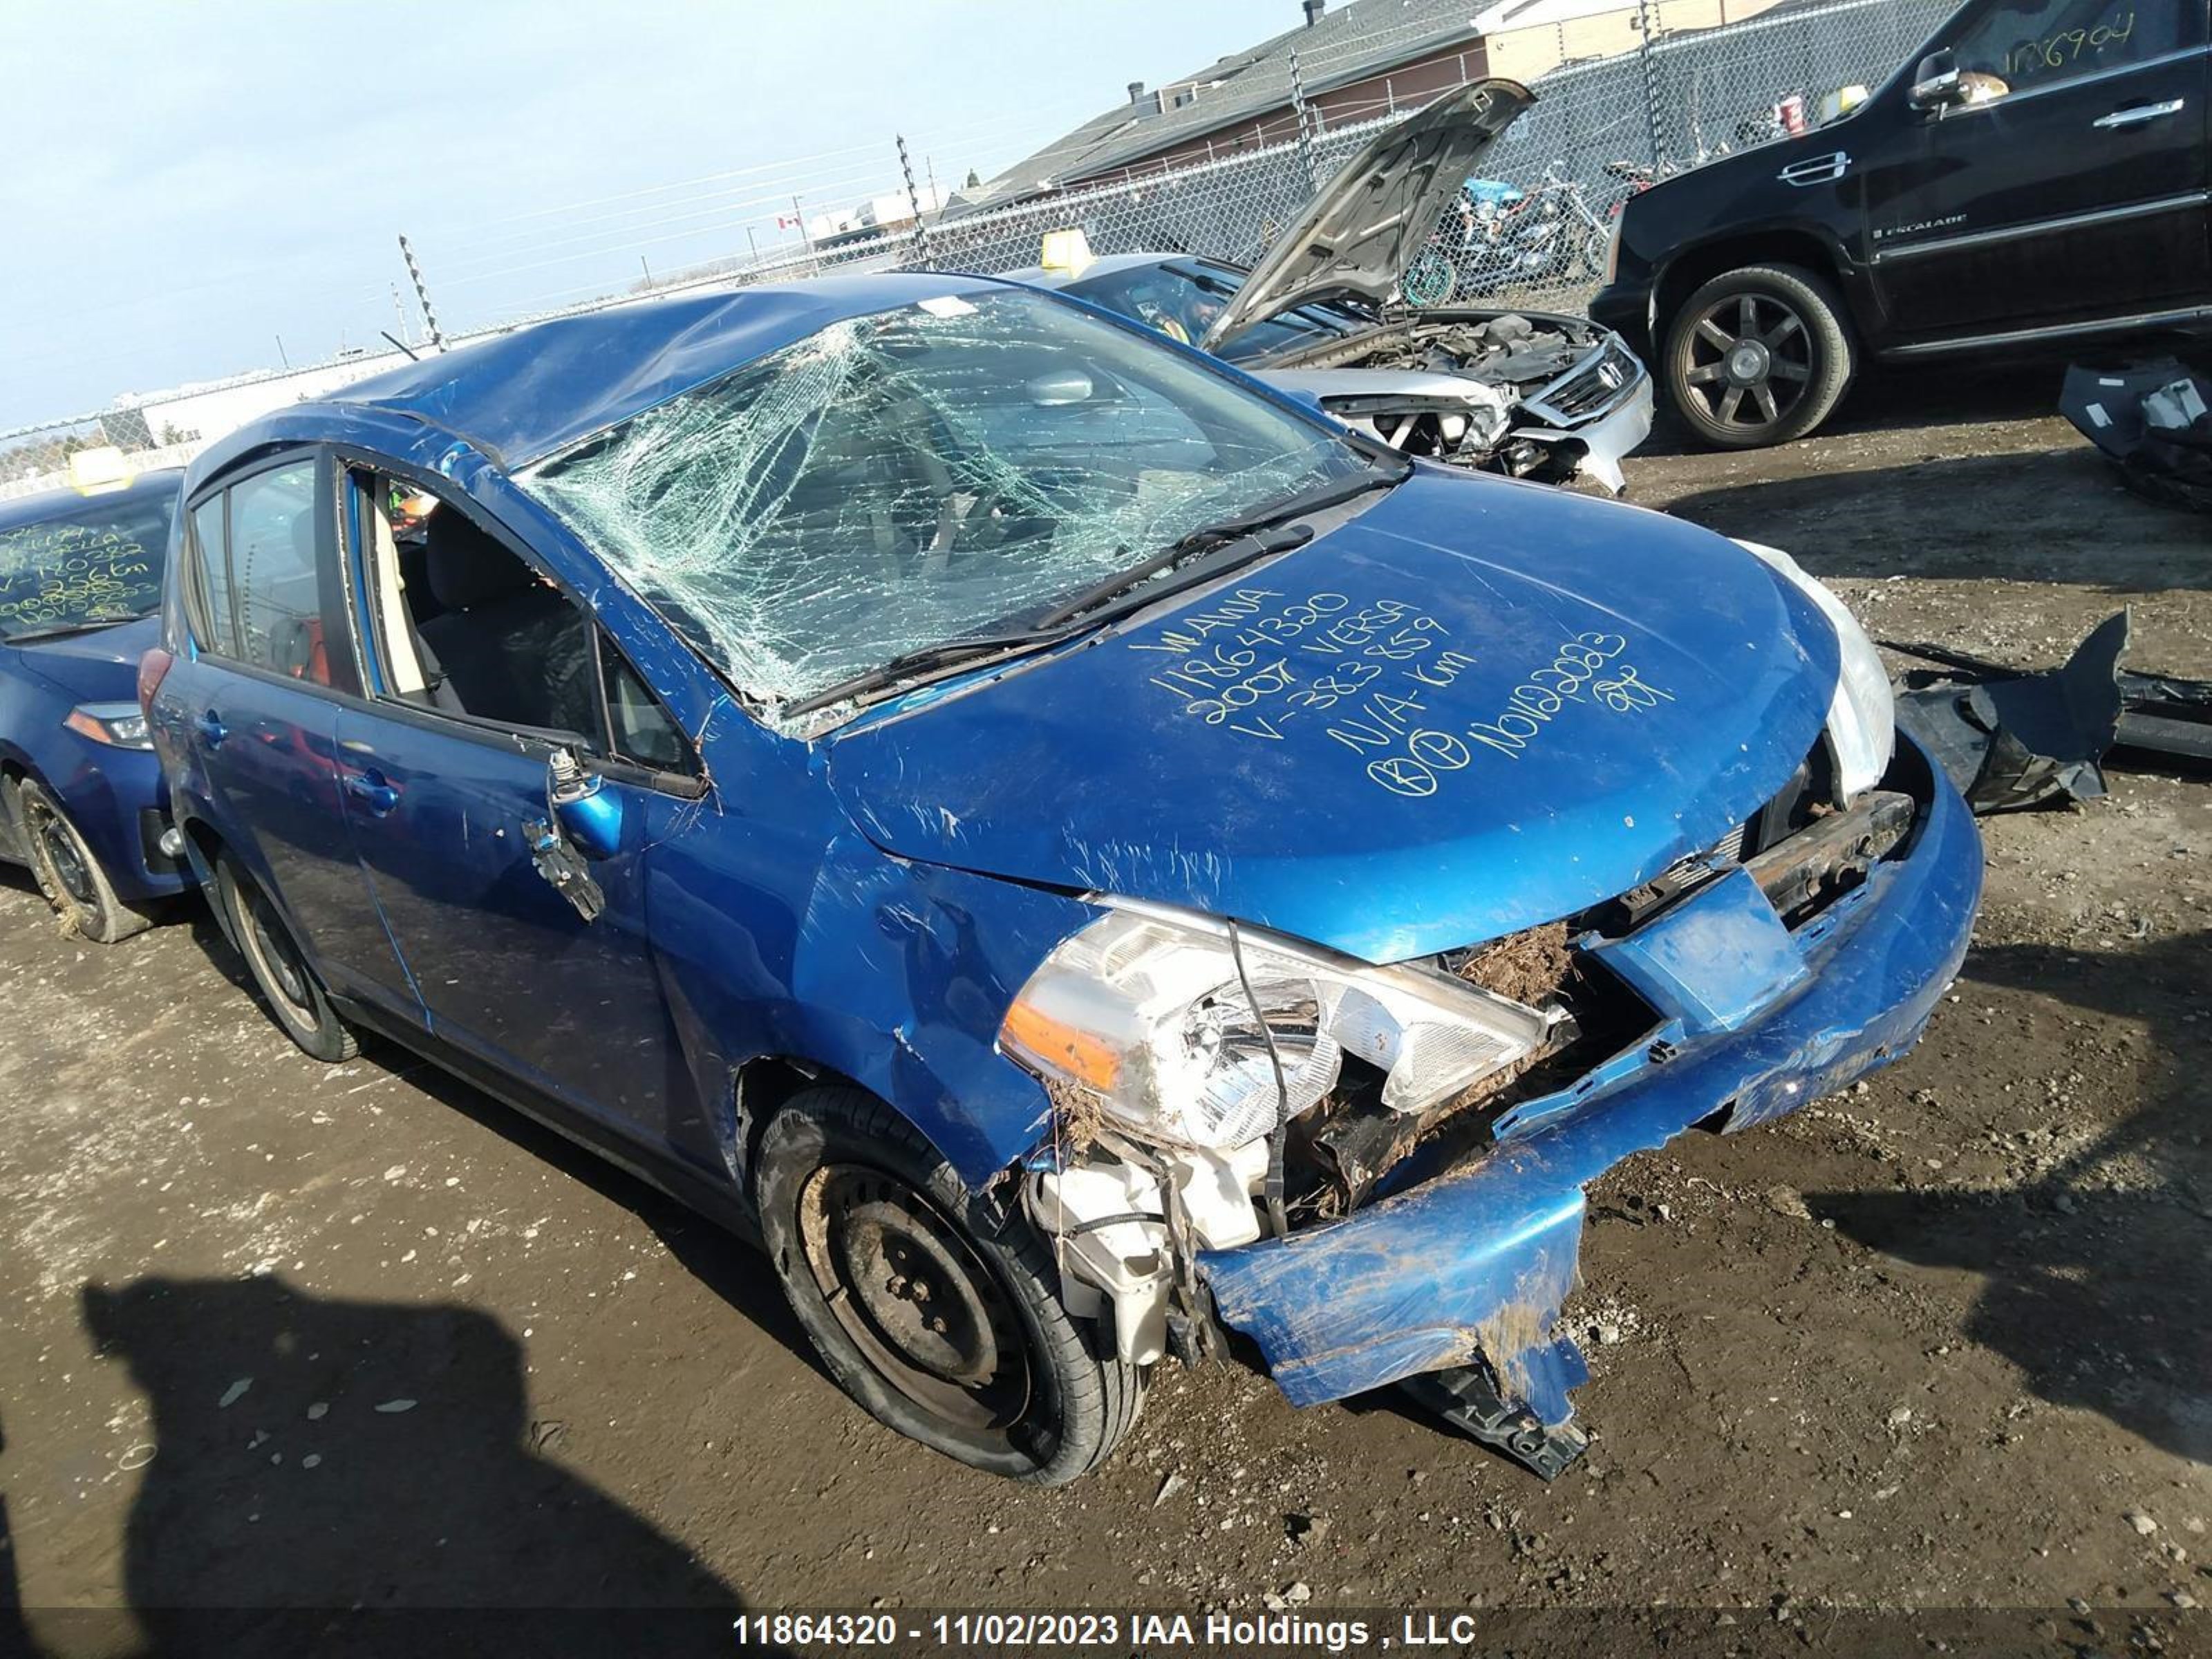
[1814,930,2212,1462]
[1633,360,2065,459]
[21,1275,753,1656]
[1664,444,2208,590]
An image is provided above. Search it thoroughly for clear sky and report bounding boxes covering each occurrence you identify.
[0,0,1303,431]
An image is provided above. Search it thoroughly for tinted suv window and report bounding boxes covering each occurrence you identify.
[1952,0,2202,93]
[228,462,336,685]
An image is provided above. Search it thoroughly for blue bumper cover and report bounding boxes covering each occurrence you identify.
[1199,744,1984,1418]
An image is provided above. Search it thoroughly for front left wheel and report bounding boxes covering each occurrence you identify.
[754,1085,1142,1485]
[12,776,154,944]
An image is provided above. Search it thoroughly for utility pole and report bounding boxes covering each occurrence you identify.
[897,134,932,267]
[1635,0,1667,170]
[1288,48,1320,193]
[639,254,653,288]
[746,226,760,267]
[396,233,446,353]
[793,195,814,261]
[391,284,410,346]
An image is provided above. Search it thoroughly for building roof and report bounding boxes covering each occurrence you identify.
[952,0,1490,214]
[196,273,1019,476]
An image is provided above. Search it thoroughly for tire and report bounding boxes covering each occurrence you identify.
[215,855,357,1062]
[1662,263,1857,449]
[12,776,154,945]
[754,1085,1142,1485]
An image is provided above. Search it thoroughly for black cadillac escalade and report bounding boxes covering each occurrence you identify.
[1591,0,2210,447]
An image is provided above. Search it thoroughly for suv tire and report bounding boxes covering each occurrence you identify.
[1664,263,1857,448]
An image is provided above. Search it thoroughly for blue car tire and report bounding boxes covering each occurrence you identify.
[753,1085,1142,1486]
[216,855,359,1063]
[12,776,155,946]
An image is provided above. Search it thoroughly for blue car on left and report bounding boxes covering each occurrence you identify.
[0,470,191,941]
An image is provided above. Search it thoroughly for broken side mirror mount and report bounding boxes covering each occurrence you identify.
[1909,49,1964,113]
[547,747,624,861]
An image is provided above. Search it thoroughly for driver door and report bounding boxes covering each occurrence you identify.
[1865,0,2210,341]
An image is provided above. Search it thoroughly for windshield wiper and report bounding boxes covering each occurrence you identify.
[781,626,1072,720]
[4,607,152,645]
[1035,462,1405,630]
[780,461,1408,722]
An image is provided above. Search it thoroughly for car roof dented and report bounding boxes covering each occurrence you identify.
[194,272,1014,478]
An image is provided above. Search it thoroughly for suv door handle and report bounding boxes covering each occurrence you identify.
[195,711,227,748]
[342,769,400,816]
[2094,99,2185,129]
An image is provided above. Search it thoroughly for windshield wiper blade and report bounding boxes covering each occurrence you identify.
[781,627,1068,719]
[1035,464,1404,630]
[4,610,148,644]
[781,462,1407,722]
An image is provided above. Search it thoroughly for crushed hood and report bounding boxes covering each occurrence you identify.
[825,472,1839,963]
[1199,79,1535,353]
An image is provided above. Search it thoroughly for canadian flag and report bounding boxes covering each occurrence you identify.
[776,212,801,229]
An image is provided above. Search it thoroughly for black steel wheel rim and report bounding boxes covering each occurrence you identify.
[798,1165,1032,1434]
[241,880,315,1017]
[27,798,95,907]
[1681,290,1813,435]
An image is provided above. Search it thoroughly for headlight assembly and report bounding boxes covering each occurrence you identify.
[1001,904,1556,1153]
[64,701,153,750]
[1736,540,1895,801]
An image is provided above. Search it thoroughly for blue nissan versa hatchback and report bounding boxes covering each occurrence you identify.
[149,273,1983,1484]
[0,470,191,941]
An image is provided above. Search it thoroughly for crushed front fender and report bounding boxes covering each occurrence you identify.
[1199,735,1983,1418]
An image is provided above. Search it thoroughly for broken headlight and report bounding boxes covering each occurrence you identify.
[1000,906,1554,1152]
[1736,540,1895,802]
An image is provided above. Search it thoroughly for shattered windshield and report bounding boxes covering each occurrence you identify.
[518,288,1365,724]
[0,485,178,642]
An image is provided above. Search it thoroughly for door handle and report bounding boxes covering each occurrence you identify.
[195,711,227,749]
[2094,99,2185,129]
[342,769,400,816]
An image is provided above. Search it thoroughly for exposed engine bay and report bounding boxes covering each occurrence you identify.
[1288,312,1602,384]
[1262,311,1645,489]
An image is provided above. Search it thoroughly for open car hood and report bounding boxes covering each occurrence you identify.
[825,472,1838,964]
[1199,79,1535,353]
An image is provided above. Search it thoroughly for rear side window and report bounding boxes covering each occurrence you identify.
[188,497,237,656]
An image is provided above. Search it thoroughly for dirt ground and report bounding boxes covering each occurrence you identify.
[2,366,2208,1657]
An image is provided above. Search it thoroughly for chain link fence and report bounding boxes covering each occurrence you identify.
[7,0,1954,488]
[698,0,1953,319]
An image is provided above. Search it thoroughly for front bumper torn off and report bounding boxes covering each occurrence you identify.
[1196,738,1983,1443]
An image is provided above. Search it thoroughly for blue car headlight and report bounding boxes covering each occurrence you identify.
[1736,541,1895,801]
[1001,903,1556,1152]
[64,701,154,751]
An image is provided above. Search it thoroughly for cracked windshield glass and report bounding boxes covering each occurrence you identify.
[519,287,1369,724]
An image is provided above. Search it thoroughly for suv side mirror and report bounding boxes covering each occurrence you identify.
[1909,49,1964,111]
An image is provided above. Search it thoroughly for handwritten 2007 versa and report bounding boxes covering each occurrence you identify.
[147,272,1983,1483]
